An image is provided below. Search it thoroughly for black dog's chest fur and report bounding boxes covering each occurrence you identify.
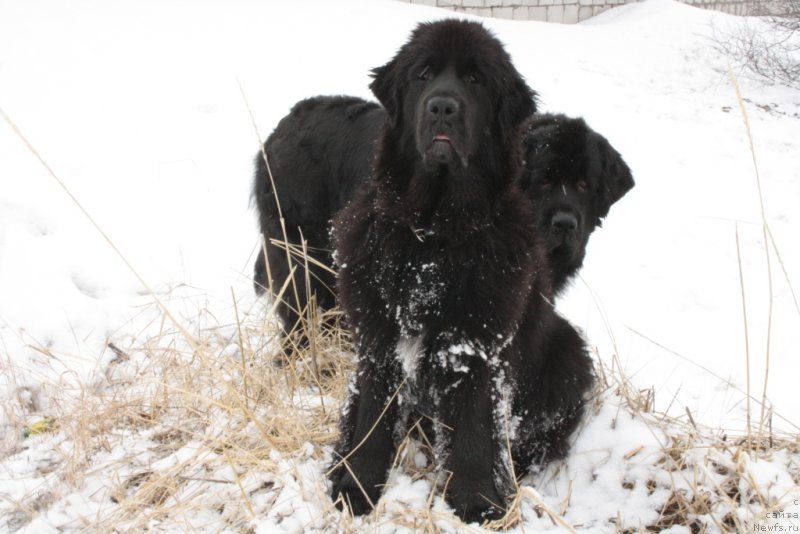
[377,241,445,337]
[362,221,508,420]
[347,210,536,391]
[356,211,534,339]
[373,230,465,340]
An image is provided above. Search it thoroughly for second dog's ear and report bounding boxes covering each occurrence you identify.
[598,137,635,218]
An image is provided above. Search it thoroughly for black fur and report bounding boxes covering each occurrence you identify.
[251,108,633,344]
[327,20,593,523]
[520,113,634,294]
[252,96,384,342]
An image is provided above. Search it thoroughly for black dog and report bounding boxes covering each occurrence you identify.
[252,104,633,344]
[521,113,634,293]
[328,20,593,523]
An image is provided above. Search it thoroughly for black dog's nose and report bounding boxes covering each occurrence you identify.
[551,211,578,232]
[427,96,459,118]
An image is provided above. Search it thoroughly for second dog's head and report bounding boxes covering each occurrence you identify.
[521,114,634,294]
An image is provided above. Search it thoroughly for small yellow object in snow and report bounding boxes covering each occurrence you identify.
[22,417,55,438]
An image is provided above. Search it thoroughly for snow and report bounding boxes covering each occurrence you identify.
[1,0,799,531]
[396,335,425,377]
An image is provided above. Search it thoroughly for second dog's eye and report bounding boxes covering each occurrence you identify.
[577,180,588,192]
[466,73,479,84]
[419,66,431,81]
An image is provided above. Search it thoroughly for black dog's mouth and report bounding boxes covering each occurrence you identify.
[547,235,576,255]
[422,131,467,169]
[547,240,582,277]
[429,133,453,158]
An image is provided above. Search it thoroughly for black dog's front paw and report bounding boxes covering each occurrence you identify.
[331,471,376,516]
[448,485,507,524]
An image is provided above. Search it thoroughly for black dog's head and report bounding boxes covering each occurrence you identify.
[521,114,634,294]
[370,20,536,181]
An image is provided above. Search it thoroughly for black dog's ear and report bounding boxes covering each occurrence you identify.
[499,73,537,138]
[597,137,634,218]
[370,59,401,124]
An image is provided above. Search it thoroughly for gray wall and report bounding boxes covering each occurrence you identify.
[399,0,761,23]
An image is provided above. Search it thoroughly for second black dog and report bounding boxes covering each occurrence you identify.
[520,113,634,293]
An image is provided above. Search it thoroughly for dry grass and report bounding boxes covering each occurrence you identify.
[593,350,799,533]
[2,302,798,532]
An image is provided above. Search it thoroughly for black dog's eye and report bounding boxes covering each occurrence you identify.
[465,73,479,84]
[418,66,431,81]
[577,180,588,193]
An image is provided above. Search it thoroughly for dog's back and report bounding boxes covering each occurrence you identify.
[252,96,384,341]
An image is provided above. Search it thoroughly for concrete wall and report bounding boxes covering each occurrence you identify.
[400,0,763,23]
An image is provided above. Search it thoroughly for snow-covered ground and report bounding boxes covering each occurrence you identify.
[1,0,799,531]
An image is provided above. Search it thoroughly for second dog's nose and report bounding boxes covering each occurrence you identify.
[551,211,578,232]
[427,96,459,118]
